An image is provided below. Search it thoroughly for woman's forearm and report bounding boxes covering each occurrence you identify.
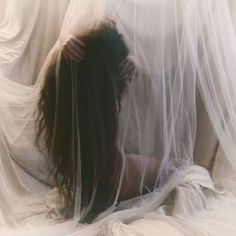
[116,154,161,200]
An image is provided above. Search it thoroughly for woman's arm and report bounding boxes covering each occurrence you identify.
[111,154,161,200]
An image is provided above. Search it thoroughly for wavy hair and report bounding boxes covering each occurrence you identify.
[36,24,131,222]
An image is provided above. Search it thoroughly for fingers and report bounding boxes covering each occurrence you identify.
[121,60,134,75]
[71,36,85,47]
[120,56,136,82]
[61,36,85,63]
[106,18,116,27]
[62,46,83,63]
[67,40,85,59]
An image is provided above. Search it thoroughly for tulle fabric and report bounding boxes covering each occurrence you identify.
[1,0,236,235]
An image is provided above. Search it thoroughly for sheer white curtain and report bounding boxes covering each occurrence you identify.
[1,0,236,235]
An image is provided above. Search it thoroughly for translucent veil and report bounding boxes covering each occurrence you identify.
[1,0,236,235]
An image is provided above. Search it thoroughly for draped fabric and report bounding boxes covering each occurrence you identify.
[1,0,236,235]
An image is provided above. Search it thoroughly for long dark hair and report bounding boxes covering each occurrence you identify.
[36,24,130,222]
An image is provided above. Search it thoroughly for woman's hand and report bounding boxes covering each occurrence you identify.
[60,35,85,63]
[119,56,136,83]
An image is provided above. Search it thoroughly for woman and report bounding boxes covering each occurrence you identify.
[37,22,160,222]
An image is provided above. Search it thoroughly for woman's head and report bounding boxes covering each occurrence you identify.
[37,23,134,222]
